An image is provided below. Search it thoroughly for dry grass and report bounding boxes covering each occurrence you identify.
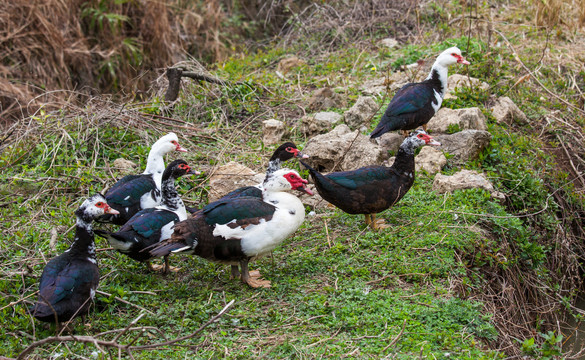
[535,0,585,27]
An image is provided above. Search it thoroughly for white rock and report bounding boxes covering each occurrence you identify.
[415,146,447,175]
[489,96,528,124]
[376,132,403,157]
[307,87,346,111]
[444,74,490,99]
[208,162,262,202]
[112,158,137,172]
[427,107,488,133]
[434,130,492,165]
[343,96,379,129]
[302,124,385,171]
[301,112,344,137]
[378,38,398,49]
[262,119,286,146]
[432,169,505,199]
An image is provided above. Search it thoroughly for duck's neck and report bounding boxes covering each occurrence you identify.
[391,141,417,172]
[425,62,448,97]
[68,218,97,261]
[266,158,282,175]
[143,148,165,175]
[160,176,187,219]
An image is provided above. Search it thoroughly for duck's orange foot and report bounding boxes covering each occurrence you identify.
[244,277,272,288]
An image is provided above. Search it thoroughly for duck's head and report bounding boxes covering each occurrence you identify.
[152,132,188,155]
[401,130,441,152]
[264,169,314,195]
[271,142,309,162]
[435,47,470,67]
[75,194,119,222]
[163,159,200,181]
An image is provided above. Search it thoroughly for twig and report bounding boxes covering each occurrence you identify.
[16,300,235,359]
[95,290,155,315]
[382,319,407,352]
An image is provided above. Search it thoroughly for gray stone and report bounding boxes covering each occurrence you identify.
[208,162,264,202]
[434,130,492,164]
[427,107,487,133]
[343,96,379,129]
[277,56,305,73]
[298,186,328,210]
[112,158,137,172]
[489,96,528,124]
[262,119,286,146]
[300,111,344,137]
[444,74,490,99]
[376,132,403,157]
[302,124,385,171]
[432,169,505,199]
[360,72,409,96]
[415,146,447,175]
[378,38,399,49]
[307,87,345,111]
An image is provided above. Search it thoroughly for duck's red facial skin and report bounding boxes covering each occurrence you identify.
[451,53,470,65]
[171,140,188,152]
[96,201,120,215]
[416,133,441,146]
[283,172,314,195]
[285,147,309,159]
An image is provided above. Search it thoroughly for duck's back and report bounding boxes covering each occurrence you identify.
[314,165,414,214]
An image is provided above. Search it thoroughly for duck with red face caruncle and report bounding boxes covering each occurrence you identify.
[302,130,441,230]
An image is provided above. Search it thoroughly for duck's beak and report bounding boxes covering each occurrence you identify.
[297,151,310,159]
[188,169,201,176]
[105,205,120,215]
[457,55,470,65]
[296,178,314,195]
[176,143,188,152]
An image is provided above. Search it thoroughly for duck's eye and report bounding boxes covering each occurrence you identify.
[451,53,457,56]
[171,140,177,144]
[96,202,104,207]
[418,134,423,138]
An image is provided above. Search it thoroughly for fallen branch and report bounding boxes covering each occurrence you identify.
[164,67,247,101]
[16,300,235,359]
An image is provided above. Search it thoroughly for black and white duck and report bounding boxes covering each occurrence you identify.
[101,132,187,224]
[30,194,119,325]
[370,47,470,138]
[95,160,198,273]
[148,169,313,288]
[302,130,440,230]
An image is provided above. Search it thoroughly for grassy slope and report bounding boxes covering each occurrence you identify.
[1,1,584,359]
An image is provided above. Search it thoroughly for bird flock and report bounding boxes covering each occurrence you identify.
[29,47,470,328]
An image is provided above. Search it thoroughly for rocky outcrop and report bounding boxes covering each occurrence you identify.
[432,169,505,199]
[207,162,264,202]
[343,96,379,129]
[489,96,528,125]
[302,124,385,171]
[427,107,488,133]
[360,72,409,96]
[378,38,398,49]
[375,132,403,156]
[307,87,345,111]
[434,130,491,165]
[277,56,305,73]
[300,112,344,137]
[444,74,490,99]
[112,158,137,172]
[414,146,447,175]
[262,119,286,146]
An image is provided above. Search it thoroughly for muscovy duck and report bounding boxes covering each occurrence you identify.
[148,169,313,288]
[95,160,198,273]
[187,142,308,213]
[101,132,187,224]
[302,130,440,230]
[370,47,470,138]
[30,194,119,324]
